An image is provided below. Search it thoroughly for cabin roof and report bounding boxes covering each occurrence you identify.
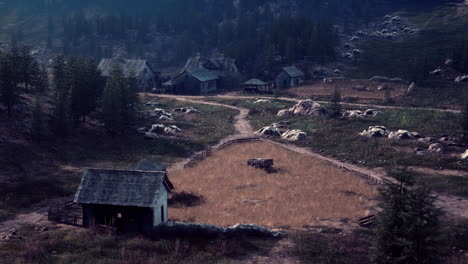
[282,66,305,78]
[187,68,219,82]
[98,58,155,78]
[74,169,171,208]
[243,79,267,86]
[128,159,174,190]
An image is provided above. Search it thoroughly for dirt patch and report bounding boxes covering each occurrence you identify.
[168,141,378,228]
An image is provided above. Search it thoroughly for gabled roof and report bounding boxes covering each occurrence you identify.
[187,68,219,82]
[74,169,171,208]
[129,159,167,172]
[98,58,155,78]
[181,54,240,78]
[282,66,305,78]
[128,159,174,190]
[243,79,267,86]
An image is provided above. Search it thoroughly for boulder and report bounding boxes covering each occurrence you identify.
[150,124,166,134]
[455,75,468,82]
[418,137,436,144]
[254,99,271,104]
[289,100,328,116]
[152,108,174,121]
[430,67,442,76]
[343,110,364,119]
[429,143,444,153]
[137,127,147,134]
[411,132,423,138]
[364,109,381,117]
[164,126,182,135]
[281,129,307,141]
[360,126,389,138]
[256,126,281,137]
[173,107,200,114]
[388,130,414,140]
[461,150,468,160]
[144,132,160,140]
[277,109,294,118]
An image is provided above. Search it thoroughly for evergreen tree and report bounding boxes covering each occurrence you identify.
[19,45,36,93]
[102,65,126,136]
[0,52,19,116]
[34,65,49,93]
[51,55,70,136]
[329,87,342,118]
[373,169,442,264]
[31,97,45,142]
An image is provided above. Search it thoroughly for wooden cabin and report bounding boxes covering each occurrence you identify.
[98,58,160,92]
[162,68,218,95]
[242,79,271,94]
[74,169,173,235]
[275,66,305,89]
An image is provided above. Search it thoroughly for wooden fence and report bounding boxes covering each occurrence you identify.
[48,201,83,227]
[184,137,261,168]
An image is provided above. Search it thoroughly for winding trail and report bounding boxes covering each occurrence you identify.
[154,94,468,220]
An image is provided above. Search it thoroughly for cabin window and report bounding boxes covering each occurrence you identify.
[117,213,122,218]
[161,206,165,222]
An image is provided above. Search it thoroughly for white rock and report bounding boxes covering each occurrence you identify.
[256,126,281,137]
[388,130,414,140]
[360,126,389,138]
[428,143,444,153]
[461,150,468,160]
[281,130,307,141]
[277,109,293,118]
[254,99,271,104]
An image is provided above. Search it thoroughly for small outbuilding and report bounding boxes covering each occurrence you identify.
[242,79,271,94]
[74,169,173,235]
[276,66,305,89]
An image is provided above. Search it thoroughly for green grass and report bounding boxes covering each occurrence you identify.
[207,98,468,173]
[0,227,273,264]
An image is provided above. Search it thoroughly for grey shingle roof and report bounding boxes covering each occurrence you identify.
[129,159,174,190]
[243,79,267,86]
[74,169,170,207]
[98,58,155,78]
[129,159,167,172]
[187,68,219,82]
[282,66,305,78]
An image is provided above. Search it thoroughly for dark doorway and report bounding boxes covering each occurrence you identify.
[161,206,164,222]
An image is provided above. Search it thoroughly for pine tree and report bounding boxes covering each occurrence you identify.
[31,97,45,142]
[51,55,70,136]
[329,87,342,118]
[34,65,49,93]
[373,169,442,264]
[0,52,19,116]
[102,65,126,136]
[19,45,36,93]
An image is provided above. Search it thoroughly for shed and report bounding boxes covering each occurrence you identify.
[74,169,172,235]
[98,58,160,92]
[242,79,271,94]
[275,66,305,89]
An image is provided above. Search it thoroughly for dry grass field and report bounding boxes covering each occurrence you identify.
[168,142,378,228]
[288,79,408,101]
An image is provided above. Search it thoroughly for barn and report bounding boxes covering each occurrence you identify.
[74,169,173,235]
[275,66,305,89]
[162,68,218,95]
[98,58,160,92]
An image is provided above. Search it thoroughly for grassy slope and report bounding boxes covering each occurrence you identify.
[0,97,237,221]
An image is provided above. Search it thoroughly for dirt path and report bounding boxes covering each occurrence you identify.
[154,94,468,221]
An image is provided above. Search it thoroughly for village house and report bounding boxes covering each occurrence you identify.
[74,168,173,235]
[98,58,160,92]
[162,53,241,94]
[162,67,218,95]
[275,66,306,89]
